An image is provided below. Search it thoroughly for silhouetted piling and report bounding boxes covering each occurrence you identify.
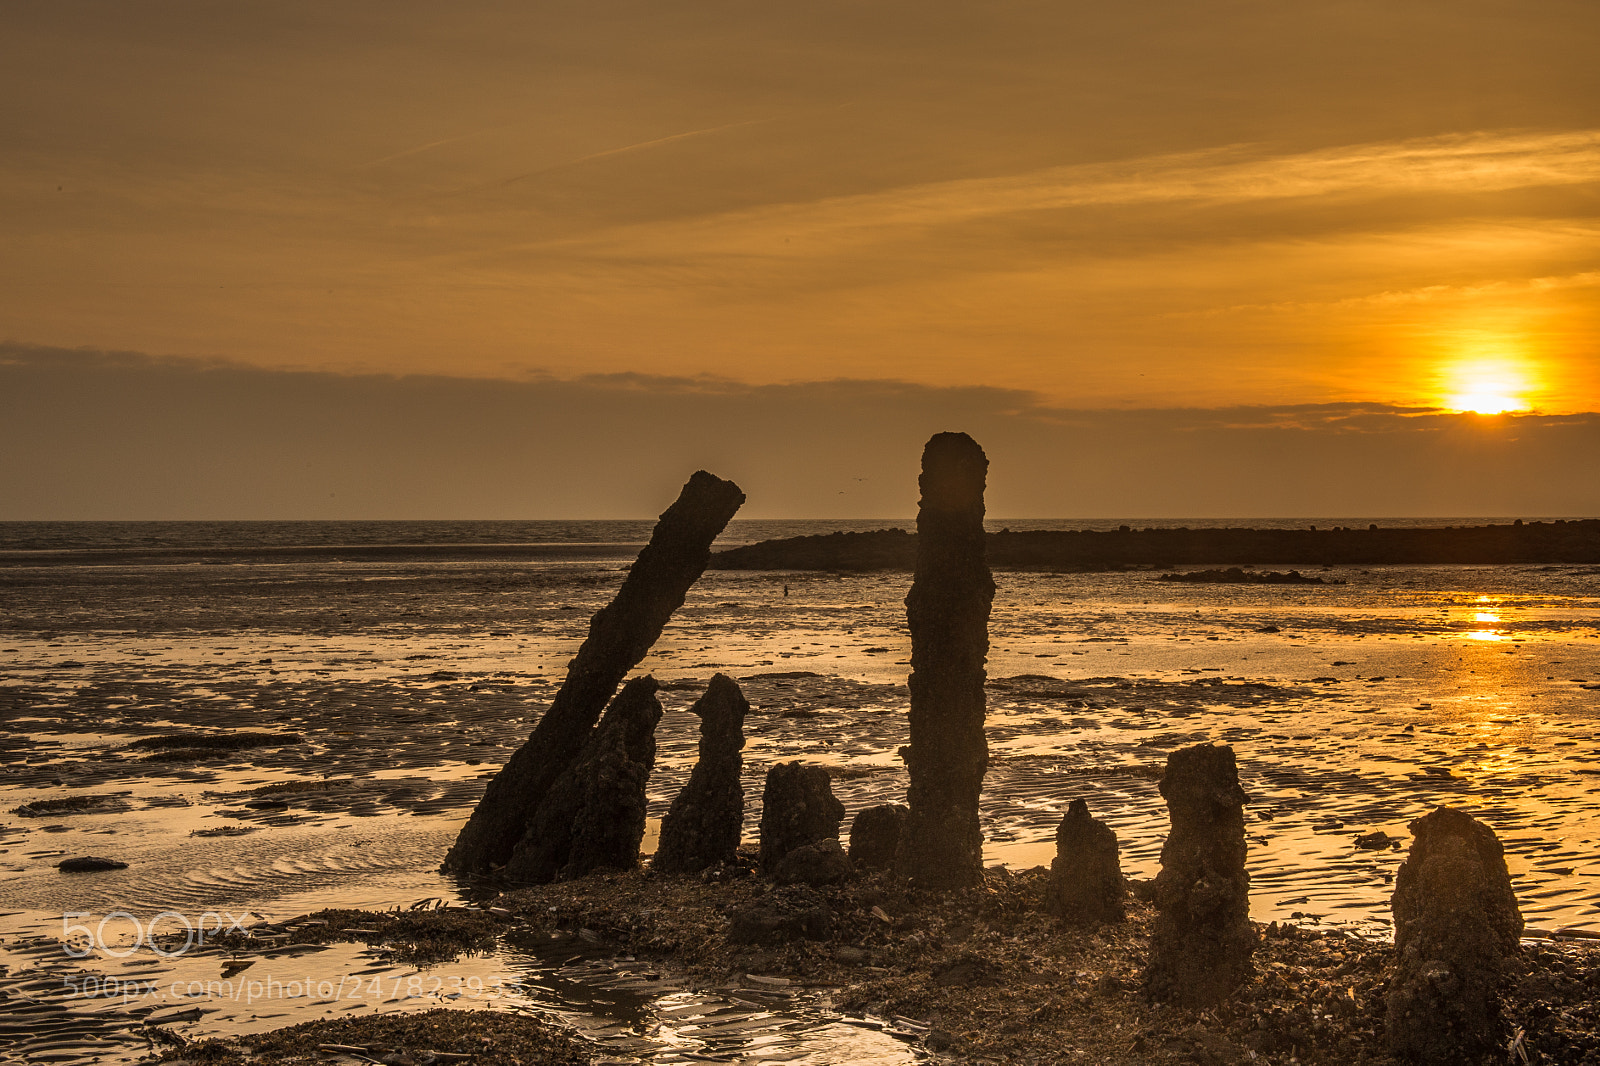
[654,673,749,874]
[443,471,744,875]
[1145,743,1253,1006]
[773,838,853,886]
[1047,798,1124,924]
[894,432,994,891]
[758,762,845,876]
[1386,806,1523,1065]
[505,676,662,882]
[849,804,908,870]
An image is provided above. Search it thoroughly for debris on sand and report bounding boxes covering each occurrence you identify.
[14,794,131,817]
[174,863,1600,1066]
[156,1006,590,1065]
[488,864,1600,1065]
[125,731,304,762]
[56,855,128,872]
[212,906,503,965]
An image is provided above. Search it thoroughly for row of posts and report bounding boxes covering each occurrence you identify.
[745,735,1522,1066]
[446,433,1528,1065]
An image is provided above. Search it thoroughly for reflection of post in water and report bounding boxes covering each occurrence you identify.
[894,432,994,891]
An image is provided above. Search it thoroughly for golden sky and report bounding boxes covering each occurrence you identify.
[5,1,1597,416]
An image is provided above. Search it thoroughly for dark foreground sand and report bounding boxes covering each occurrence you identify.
[158,863,1600,1066]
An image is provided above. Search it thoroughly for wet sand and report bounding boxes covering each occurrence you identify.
[2,555,1599,1061]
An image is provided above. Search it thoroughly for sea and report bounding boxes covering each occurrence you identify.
[2,518,1598,1063]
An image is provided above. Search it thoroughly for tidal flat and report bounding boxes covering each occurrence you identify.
[3,534,1599,1062]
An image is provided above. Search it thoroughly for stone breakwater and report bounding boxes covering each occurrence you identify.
[709,519,1600,571]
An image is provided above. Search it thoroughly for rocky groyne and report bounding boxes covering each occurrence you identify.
[709,519,1600,571]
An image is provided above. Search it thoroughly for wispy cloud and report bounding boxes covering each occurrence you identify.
[1188,263,1600,318]
[510,128,1600,261]
[355,126,513,168]
[500,118,774,185]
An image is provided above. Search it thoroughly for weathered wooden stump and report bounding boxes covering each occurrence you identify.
[894,432,994,891]
[1144,743,1253,1006]
[443,471,744,875]
[1386,806,1523,1065]
[1047,798,1124,924]
[504,676,663,882]
[849,804,908,870]
[774,838,853,886]
[654,673,749,874]
[758,762,844,876]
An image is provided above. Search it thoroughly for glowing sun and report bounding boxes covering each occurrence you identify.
[1442,358,1533,414]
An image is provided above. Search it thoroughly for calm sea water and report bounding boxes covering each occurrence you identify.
[0,516,1560,555]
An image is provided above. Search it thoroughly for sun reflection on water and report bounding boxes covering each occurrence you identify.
[1464,595,1508,641]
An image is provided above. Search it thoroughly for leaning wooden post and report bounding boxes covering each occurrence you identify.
[893,432,994,890]
[442,470,745,876]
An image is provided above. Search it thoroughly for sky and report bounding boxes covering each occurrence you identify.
[3,1,1598,518]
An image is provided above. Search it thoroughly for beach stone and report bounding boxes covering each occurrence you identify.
[1047,798,1125,924]
[1144,743,1253,1006]
[727,900,833,944]
[848,803,908,869]
[654,674,749,874]
[773,838,854,886]
[443,471,744,876]
[1386,805,1523,1065]
[57,856,128,872]
[933,953,1000,987]
[894,432,995,891]
[503,677,662,883]
[758,762,845,876]
[1355,829,1398,850]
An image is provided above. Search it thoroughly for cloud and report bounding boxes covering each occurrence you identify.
[3,3,1598,409]
[500,129,1600,265]
[500,118,778,184]
[3,344,1596,520]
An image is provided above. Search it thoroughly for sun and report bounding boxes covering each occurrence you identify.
[1442,357,1533,414]
[1450,390,1520,415]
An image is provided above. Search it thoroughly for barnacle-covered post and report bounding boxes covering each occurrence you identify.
[894,432,994,890]
[443,471,744,875]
